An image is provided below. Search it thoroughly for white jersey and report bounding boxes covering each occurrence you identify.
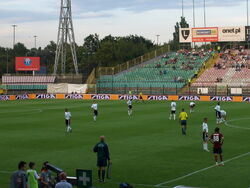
[220,110,226,116]
[190,102,195,107]
[171,102,176,111]
[65,112,71,120]
[127,100,132,106]
[214,105,221,112]
[202,122,208,133]
[91,104,98,110]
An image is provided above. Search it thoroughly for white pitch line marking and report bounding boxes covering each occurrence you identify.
[225,118,250,130]
[155,152,250,187]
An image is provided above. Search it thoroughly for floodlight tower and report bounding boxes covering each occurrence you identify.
[54,0,79,75]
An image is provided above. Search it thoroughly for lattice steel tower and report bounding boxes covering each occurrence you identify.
[54,0,79,75]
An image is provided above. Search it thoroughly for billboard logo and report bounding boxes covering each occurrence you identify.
[182,30,190,40]
[24,58,32,66]
[65,94,83,99]
[243,97,250,102]
[179,96,200,101]
[119,95,139,100]
[36,94,56,99]
[222,28,241,34]
[210,96,232,101]
[147,95,168,100]
[0,95,10,101]
[91,95,110,100]
[16,94,29,100]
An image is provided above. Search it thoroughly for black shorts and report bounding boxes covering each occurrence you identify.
[65,119,70,126]
[97,159,107,167]
[181,120,187,126]
[94,110,98,116]
[171,110,176,114]
[216,111,221,119]
[128,105,132,110]
[203,132,208,142]
[190,104,195,108]
[213,147,222,154]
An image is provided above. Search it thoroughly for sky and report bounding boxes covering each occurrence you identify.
[0,0,248,48]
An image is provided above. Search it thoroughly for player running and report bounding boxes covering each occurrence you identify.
[209,127,224,166]
[65,109,72,133]
[202,118,209,152]
[179,108,188,135]
[189,102,196,113]
[169,100,176,120]
[127,99,133,116]
[220,110,227,122]
[91,101,98,121]
[138,92,144,103]
[214,102,222,124]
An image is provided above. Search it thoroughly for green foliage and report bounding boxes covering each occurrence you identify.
[0,35,154,75]
[170,16,190,51]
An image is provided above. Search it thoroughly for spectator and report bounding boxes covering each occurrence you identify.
[55,172,72,188]
[39,166,52,188]
[27,162,40,188]
[10,161,27,188]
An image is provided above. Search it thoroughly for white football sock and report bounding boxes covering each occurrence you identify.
[173,114,176,120]
[94,116,96,121]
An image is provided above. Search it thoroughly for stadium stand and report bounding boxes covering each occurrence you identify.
[2,76,56,94]
[192,49,250,87]
[97,50,212,94]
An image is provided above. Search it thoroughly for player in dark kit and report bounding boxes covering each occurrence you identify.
[93,136,111,183]
[210,127,224,166]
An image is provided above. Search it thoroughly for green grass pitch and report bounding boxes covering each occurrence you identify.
[0,99,250,188]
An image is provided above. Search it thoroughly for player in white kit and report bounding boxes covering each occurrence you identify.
[214,102,222,124]
[169,100,177,120]
[202,117,209,152]
[91,101,98,121]
[65,109,72,133]
[220,110,227,122]
[127,99,133,116]
[190,102,196,113]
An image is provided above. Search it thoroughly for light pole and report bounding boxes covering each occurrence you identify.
[156,35,160,46]
[12,25,17,49]
[193,0,195,28]
[181,0,184,17]
[204,0,206,27]
[6,49,9,74]
[34,35,38,49]
[247,0,249,26]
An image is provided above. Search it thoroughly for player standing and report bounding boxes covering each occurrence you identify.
[220,110,227,122]
[190,102,196,113]
[214,102,222,124]
[65,109,72,133]
[93,136,111,183]
[210,127,224,166]
[169,100,176,120]
[179,108,188,135]
[91,101,98,121]
[127,99,133,116]
[202,118,209,152]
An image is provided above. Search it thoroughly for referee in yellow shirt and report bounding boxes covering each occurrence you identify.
[179,108,188,135]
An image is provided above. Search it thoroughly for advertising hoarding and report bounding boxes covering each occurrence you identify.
[192,27,218,42]
[15,57,40,71]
